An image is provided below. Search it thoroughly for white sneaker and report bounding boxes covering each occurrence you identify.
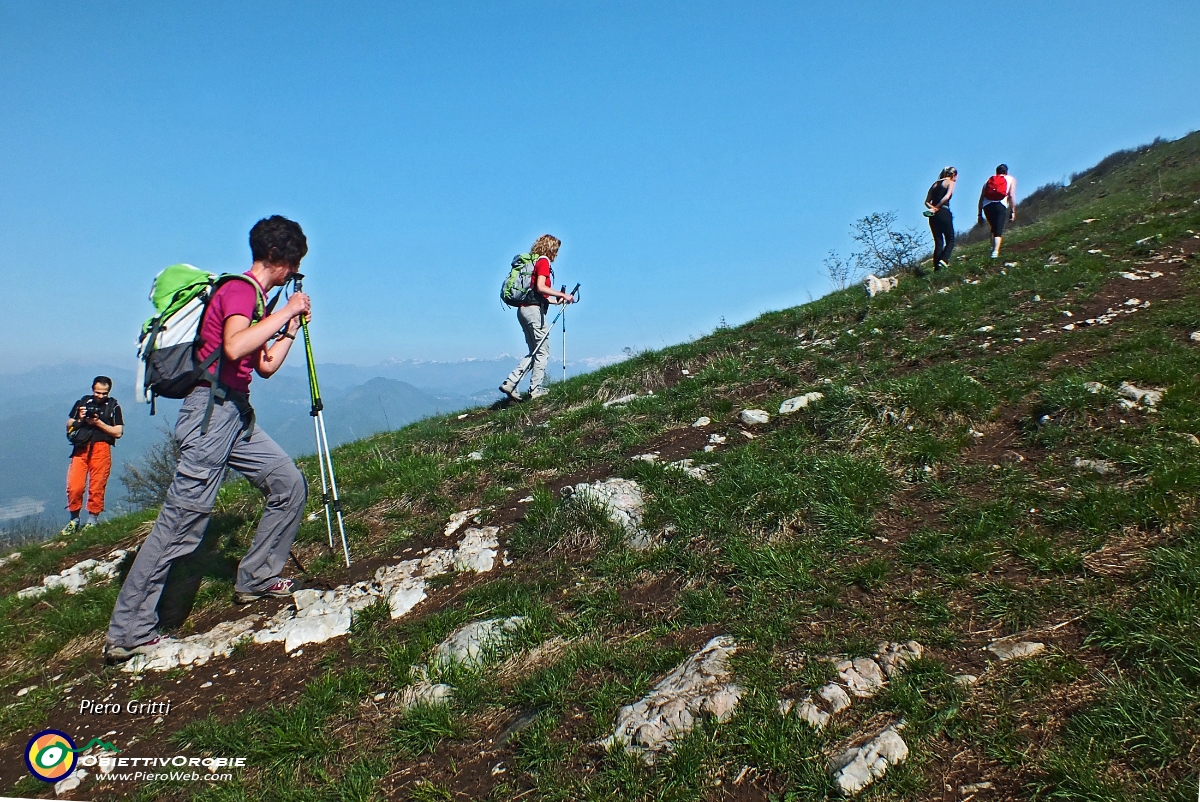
[529,387,549,399]
[990,251,999,259]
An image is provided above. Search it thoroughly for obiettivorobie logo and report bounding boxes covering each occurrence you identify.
[24,730,120,782]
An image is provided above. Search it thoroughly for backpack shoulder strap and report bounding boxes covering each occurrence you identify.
[212,274,267,322]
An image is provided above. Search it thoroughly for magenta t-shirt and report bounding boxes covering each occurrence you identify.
[196,272,264,394]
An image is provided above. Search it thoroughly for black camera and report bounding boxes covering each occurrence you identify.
[80,398,105,420]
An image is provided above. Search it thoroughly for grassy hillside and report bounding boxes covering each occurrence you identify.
[2,131,1199,801]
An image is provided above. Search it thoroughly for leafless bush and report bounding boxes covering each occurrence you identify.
[822,251,859,290]
[825,212,926,286]
[121,425,180,510]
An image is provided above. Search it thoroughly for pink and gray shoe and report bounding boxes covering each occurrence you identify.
[234,577,298,604]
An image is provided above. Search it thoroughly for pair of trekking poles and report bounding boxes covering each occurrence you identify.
[510,283,582,390]
[288,274,352,568]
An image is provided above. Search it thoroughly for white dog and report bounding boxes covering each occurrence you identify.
[863,274,899,298]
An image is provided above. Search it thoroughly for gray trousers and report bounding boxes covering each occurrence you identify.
[107,387,307,647]
[504,304,550,392]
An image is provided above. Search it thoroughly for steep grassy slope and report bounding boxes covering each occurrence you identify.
[2,131,1199,801]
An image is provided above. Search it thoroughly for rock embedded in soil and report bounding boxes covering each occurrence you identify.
[781,642,921,731]
[739,409,770,425]
[829,723,909,795]
[602,393,639,408]
[570,477,645,544]
[124,527,497,673]
[666,458,709,482]
[1074,457,1115,475]
[398,680,453,709]
[453,527,500,572]
[18,548,134,600]
[0,551,21,570]
[692,416,711,427]
[779,392,824,414]
[433,616,527,669]
[1117,381,1164,408]
[444,508,482,537]
[987,639,1046,661]
[601,635,742,762]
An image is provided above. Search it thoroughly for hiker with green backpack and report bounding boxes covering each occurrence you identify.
[105,215,312,664]
[498,234,576,402]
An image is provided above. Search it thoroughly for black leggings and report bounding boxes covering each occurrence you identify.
[929,207,954,265]
[982,202,1008,237]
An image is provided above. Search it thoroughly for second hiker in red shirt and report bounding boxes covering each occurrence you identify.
[499,234,576,402]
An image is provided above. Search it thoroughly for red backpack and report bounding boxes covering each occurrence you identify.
[983,174,1009,201]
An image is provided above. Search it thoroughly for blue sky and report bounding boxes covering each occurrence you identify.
[2,1,1198,373]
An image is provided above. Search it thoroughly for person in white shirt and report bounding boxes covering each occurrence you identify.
[978,164,1017,258]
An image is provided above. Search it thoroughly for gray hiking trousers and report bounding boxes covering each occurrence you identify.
[106,386,307,648]
[504,304,550,392]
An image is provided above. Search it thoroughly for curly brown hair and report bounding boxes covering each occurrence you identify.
[530,234,561,261]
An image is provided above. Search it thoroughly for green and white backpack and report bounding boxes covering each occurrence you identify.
[135,264,266,413]
[500,253,546,307]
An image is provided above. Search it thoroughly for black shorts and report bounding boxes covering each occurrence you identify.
[982,202,1008,236]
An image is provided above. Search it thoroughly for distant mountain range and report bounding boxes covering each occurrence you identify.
[0,354,618,528]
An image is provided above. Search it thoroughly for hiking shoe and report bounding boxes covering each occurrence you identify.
[234,577,297,604]
[498,382,523,403]
[990,251,999,259]
[104,634,166,665]
[60,520,79,536]
[81,521,97,531]
[529,387,549,399]
[936,260,949,270]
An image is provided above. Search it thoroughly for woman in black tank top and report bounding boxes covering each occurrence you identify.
[924,166,957,270]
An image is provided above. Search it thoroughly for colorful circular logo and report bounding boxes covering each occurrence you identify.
[25,730,76,782]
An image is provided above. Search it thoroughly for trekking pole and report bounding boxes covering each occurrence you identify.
[561,284,567,383]
[510,284,581,389]
[293,276,352,568]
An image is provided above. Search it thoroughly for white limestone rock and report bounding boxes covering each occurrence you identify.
[55,767,88,796]
[0,551,21,569]
[779,392,824,414]
[444,508,482,537]
[667,459,710,482]
[601,635,742,762]
[433,616,527,669]
[1074,457,1115,475]
[987,639,1045,661]
[603,393,639,408]
[1118,382,1164,408]
[863,274,899,298]
[835,657,886,698]
[124,529,499,673]
[739,409,770,426]
[830,723,909,795]
[692,416,711,427]
[398,681,453,709]
[571,478,645,543]
[18,548,133,600]
[873,640,924,678]
[454,527,500,573]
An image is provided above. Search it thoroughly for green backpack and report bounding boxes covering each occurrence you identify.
[500,253,545,307]
[136,264,267,426]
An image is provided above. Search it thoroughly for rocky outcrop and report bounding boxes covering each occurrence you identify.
[601,636,742,762]
[830,723,909,795]
[17,548,133,600]
[123,523,499,673]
